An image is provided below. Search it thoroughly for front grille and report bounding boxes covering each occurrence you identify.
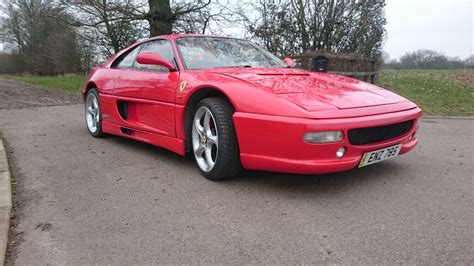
[348,120,414,145]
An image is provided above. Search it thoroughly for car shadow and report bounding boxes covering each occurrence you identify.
[102,134,194,164]
[99,134,402,195]
[227,161,402,195]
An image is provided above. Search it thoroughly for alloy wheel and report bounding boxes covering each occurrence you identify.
[192,106,219,172]
[85,93,100,134]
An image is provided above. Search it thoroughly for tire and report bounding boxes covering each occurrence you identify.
[191,98,242,180]
[85,88,105,138]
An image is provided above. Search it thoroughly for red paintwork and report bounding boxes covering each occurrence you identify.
[83,34,422,174]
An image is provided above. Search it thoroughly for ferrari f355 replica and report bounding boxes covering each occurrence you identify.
[83,34,421,180]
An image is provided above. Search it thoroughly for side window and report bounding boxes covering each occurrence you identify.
[113,45,141,69]
[134,40,175,72]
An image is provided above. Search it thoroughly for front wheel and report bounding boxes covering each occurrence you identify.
[85,88,104,137]
[191,98,242,180]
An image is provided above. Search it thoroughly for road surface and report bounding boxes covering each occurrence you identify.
[0,79,473,264]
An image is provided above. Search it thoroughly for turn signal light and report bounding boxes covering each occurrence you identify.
[304,131,343,143]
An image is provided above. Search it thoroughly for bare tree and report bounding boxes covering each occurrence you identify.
[246,0,300,56]
[1,0,84,74]
[59,0,227,55]
[400,50,455,69]
[248,0,386,58]
[1,0,241,73]
[60,0,148,55]
[173,0,235,34]
[62,0,218,37]
[384,51,471,69]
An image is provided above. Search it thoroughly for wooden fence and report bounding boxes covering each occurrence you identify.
[291,51,380,83]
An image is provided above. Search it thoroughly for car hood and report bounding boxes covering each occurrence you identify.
[209,68,409,111]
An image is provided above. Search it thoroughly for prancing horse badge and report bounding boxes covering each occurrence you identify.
[179,80,187,92]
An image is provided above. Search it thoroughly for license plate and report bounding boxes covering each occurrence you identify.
[358,144,402,168]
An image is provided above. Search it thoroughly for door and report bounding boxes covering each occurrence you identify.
[112,39,180,137]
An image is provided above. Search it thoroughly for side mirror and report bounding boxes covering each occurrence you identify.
[136,52,176,71]
[283,57,295,68]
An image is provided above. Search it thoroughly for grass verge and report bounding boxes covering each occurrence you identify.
[0,74,85,92]
[377,69,474,116]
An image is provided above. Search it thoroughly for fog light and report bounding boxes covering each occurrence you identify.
[336,147,346,159]
[304,131,343,143]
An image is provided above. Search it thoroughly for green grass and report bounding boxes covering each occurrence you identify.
[377,69,474,116]
[0,74,86,92]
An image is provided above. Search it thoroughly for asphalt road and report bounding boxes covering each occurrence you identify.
[0,80,473,264]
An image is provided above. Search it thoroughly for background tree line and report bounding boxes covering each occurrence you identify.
[384,50,474,69]
[3,0,463,75]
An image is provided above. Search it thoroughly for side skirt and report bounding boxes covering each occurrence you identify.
[102,121,185,156]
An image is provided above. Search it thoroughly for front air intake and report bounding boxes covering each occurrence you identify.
[348,120,414,145]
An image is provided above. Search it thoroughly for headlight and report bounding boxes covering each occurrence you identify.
[304,131,344,143]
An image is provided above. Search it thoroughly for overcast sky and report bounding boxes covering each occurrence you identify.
[384,0,473,60]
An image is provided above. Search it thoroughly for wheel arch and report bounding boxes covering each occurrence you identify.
[183,87,237,153]
[83,81,98,100]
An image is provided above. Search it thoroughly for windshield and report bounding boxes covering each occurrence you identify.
[176,37,287,70]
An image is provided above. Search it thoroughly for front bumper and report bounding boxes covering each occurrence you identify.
[233,107,422,174]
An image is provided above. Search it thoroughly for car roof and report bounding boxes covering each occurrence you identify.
[145,33,238,42]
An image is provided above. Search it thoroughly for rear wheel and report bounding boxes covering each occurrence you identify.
[85,88,104,137]
[191,98,241,180]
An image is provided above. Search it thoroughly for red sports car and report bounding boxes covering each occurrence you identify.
[83,34,421,180]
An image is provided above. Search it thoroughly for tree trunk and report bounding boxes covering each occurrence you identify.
[147,0,174,36]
